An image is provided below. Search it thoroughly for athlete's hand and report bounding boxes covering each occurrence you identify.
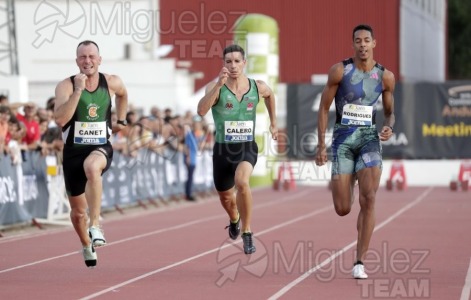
[217,67,229,87]
[315,144,328,166]
[269,124,278,140]
[74,73,87,91]
[379,126,394,141]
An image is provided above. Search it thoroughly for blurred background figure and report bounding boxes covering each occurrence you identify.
[183,121,198,201]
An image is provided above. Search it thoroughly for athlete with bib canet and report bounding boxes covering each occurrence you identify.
[54,40,128,267]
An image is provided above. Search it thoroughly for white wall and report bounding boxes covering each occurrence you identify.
[6,0,194,115]
[0,76,29,102]
[400,0,446,82]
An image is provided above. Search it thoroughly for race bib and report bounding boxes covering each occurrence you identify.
[340,104,373,126]
[74,121,107,145]
[224,121,254,142]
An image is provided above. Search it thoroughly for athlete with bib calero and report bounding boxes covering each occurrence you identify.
[198,45,277,254]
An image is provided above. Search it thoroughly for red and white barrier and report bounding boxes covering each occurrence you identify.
[450,160,471,191]
[273,161,296,191]
[386,160,407,191]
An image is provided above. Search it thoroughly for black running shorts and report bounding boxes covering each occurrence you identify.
[62,143,113,197]
[212,141,258,192]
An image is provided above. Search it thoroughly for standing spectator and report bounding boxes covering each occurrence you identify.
[148,106,162,121]
[6,116,27,164]
[16,103,41,151]
[0,95,8,105]
[0,105,11,153]
[183,122,198,201]
[38,117,63,155]
[45,97,59,129]
[126,110,139,126]
[163,107,172,123]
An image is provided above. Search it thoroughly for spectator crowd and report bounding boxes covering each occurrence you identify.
[0,94,214,200]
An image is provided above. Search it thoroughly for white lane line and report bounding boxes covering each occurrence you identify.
[268,186,434,300]
[79,204,334,300]
[0,187,295,244]
[461,258,471,300]
[0,188,314,274]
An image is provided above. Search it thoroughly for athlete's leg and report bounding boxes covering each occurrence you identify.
[83,150,107,227]
[68,194,90,246]
[234,161,254,233]
[331,174,356,216]
[217,187,238,222]
[331,138,356,216]
[213,144,239,223]
[355,165,381,262]
[63,150,90,246]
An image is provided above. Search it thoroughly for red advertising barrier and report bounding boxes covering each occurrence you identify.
[386,160,407,191]
[450,160,471,191]
[273,162,296,191]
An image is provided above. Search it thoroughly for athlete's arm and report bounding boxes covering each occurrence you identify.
[379,69,395,141]
[197,67,229,116]
[256,80,278,140]
[316,63,343,165]
[107,74,128,133]
[54,75,84,128]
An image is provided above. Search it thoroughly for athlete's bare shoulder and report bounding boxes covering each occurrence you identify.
[382,69,396,91]
[102,73,125,93]
[327,62,345,85]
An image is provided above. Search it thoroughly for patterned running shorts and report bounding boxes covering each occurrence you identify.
[331,124,382,175]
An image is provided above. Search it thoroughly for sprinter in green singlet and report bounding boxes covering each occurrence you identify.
[197,44,277,254]
[316,25,395,279]
[54,40,128,267]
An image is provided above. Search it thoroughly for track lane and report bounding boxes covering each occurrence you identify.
[0,186,469,300]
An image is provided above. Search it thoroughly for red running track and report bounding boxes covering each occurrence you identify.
[0,186,470,300]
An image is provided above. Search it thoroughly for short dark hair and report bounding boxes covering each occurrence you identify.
[0,105,11,114]
[46,96,55,110]
[126,111,135,124]
[76,40,100,54]
[223,44,245,59]
[352,24,374,41]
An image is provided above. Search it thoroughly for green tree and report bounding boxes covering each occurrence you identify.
[448,0,471,79]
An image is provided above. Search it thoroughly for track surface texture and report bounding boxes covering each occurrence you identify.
[0,186,470,300]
